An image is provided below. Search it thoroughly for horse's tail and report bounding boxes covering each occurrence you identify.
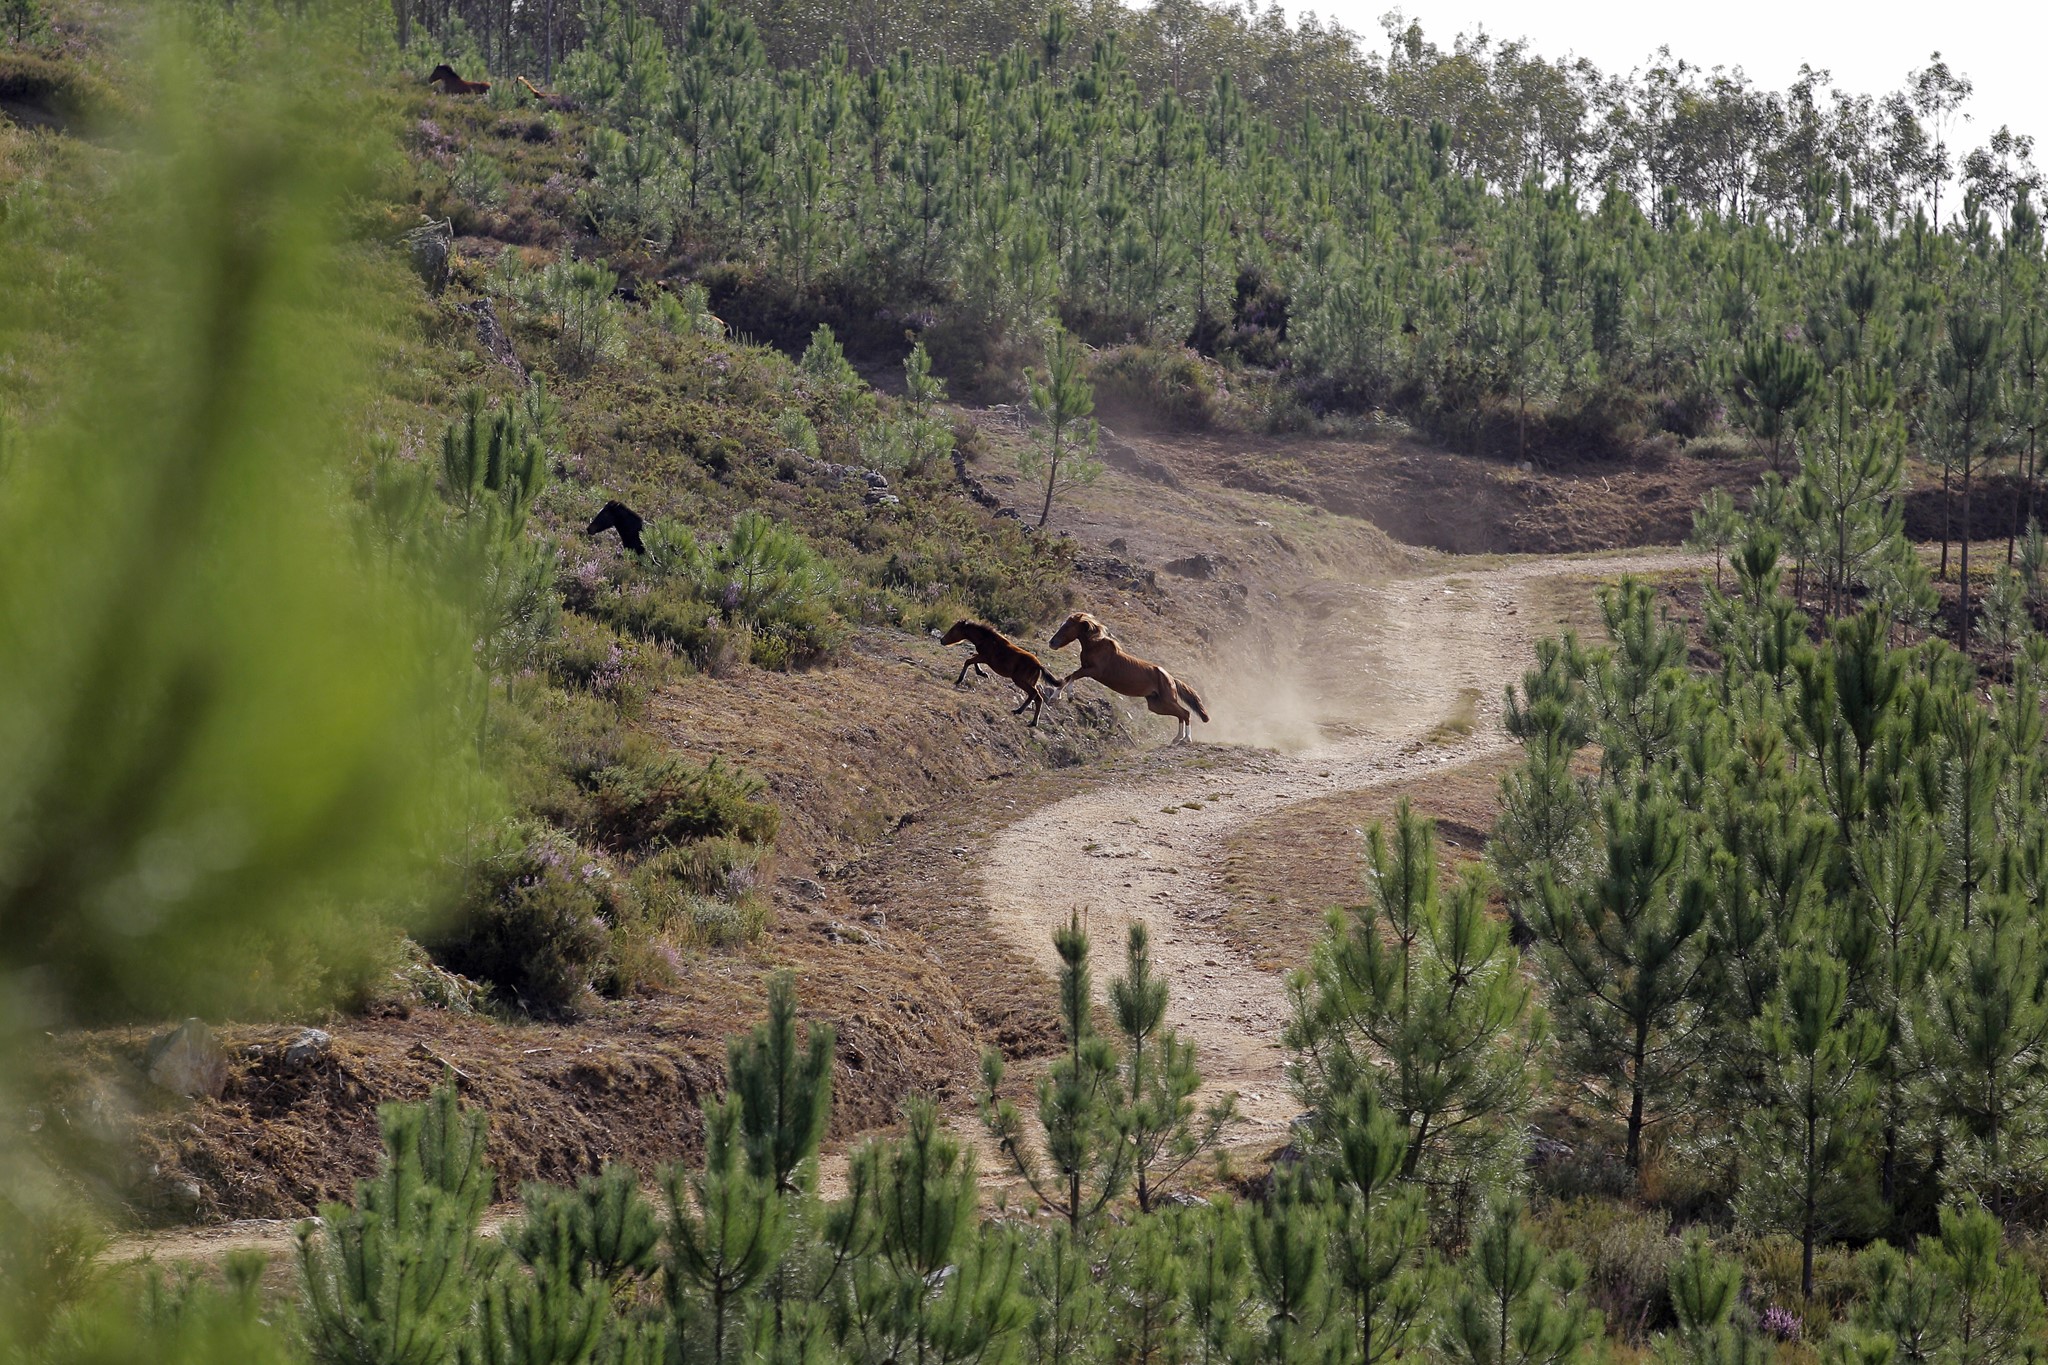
[1175,677,1210,723]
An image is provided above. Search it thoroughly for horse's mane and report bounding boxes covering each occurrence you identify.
[962,620,1046,665]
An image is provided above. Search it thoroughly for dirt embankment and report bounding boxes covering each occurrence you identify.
[59,627,1135,1231]
[1097,427,1762,555]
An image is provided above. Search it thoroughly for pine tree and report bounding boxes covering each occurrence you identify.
[900,342,956,474]
[725,971,836,1363]
[465,1199,610,1365]
[981,913,1135,1234]
[300,1086,500,1365]
[832,1100,1027,1365]
[1181,1202,1251,1365]
[1931,309,2000,641]
[1733,335,1821,474]
[1661,1233,1775,1365]
[1737,951,1885,1300]
[1859,1203,2046,1365]
[1688,489,1742,591]
[1111,921,1235,1213]
[1020,327,1103,529]
[1846,811,1945,1215]
[1023,1225,1103,1365]
[1104,1216,1188,1365]
[1443,1204,1600,1365]
[1922,895,2048,1191]
[507,1163,660,1293]
[1492,634,1598,923]
[1665,1232,1741,1348]
[1916,1202,2044,1365]
[662,1097,787,1365]
[1794,377,1908,620]
[728,971,836,1196]
[1290,803,1538,1208]
[2006,313,2047,562]
[1535,786,1710,1173]
[1244,1169,1334,1365]
[1586,579,1693,781]
[1323,1087,1427,1365]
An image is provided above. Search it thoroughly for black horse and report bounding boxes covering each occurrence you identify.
[587,500,646,554]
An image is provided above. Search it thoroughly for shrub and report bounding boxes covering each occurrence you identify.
[541,250,621,372]
[1680,433,1757,462]
[680,894,769,948]
[651,281,725,338]
[432,828,618,1017]
[449,147,506,209]
[582,748,779,853]
[1545,381,1650,461]
[775,406,821,458]
[546,613,639,698]
[1091,345,1218,429]
[628,840,773,953]
[1530,1199,1681,1341]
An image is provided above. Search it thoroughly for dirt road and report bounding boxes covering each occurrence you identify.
[982,549,1698,1146]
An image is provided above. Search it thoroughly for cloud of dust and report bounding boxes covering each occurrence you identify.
[1180,635,1329,753]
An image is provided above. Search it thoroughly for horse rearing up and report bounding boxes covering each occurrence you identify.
[1047,612,1210,742]
[428,64,491,95]
[942,620,1052,727]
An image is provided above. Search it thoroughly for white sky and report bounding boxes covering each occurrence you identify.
[1309,0,2046,155]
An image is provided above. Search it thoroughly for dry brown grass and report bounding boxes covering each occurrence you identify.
[1215,751,1517,970]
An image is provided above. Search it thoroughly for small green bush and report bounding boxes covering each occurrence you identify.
[433,828,618,1017]
[680,893,769,948]
[1091,345,1218,429]
[583,749,779,852]
[1530,1200,1681,1341]
[1680,432,1757,462]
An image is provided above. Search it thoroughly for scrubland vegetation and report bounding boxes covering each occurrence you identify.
[7,0,2048,1362]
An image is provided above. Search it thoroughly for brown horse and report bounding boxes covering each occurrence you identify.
[942,620,1052,726]
[1047,612,1209,742]
[428,64,491,95]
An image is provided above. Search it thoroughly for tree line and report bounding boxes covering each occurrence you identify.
[417,0,2044,548]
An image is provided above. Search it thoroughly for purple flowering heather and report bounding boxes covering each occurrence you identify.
[1760,1306,1801,1342]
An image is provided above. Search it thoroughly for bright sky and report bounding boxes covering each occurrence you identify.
[1311,0,2046,155]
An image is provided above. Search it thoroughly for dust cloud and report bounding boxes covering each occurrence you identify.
[1187,638,1330,753]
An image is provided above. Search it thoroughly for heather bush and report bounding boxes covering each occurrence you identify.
[582,747,780,853]
[1091,345,1219,430]
[433,826,619,1016]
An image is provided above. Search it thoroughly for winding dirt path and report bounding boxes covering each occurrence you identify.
[982,550,1698,1146]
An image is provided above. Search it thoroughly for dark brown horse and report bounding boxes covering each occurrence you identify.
[587,500,646,554]
[942,620,1052,726]
[428,64,491,95]
[1048,612,1209,741]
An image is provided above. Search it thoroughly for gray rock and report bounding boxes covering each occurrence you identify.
[1163,552,1229,580]
[147,1019,228,1100]
[282,1028,333,1070]
[787,877,826,902]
